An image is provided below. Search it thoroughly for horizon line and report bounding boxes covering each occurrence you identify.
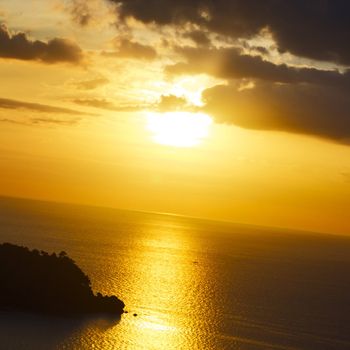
[0,194,347,238]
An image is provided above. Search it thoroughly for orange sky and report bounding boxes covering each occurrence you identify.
[1,0,350,235]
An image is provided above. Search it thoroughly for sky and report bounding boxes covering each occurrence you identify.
[1,0,350,235]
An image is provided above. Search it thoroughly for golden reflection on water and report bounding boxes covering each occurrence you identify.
[2,214,221,349]
[114,219,199,349]
[138,316,176,332]
[69,217,211,350]
[4,199,350,349]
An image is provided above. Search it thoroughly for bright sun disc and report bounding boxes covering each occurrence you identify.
[146,111,213,147]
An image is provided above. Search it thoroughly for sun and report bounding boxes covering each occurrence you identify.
[146,111,213,148]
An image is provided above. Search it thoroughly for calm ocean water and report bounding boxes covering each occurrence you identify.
[0,196,350,350]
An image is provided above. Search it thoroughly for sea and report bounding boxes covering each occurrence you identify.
[0,196,350,350]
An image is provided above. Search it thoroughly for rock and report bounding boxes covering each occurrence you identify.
[0,243,125,316]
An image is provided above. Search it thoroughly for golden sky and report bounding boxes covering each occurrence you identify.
[1,0,350,235]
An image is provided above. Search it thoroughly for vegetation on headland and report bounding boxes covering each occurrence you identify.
[0,243,124,316]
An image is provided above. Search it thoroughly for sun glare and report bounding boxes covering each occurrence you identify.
[146,112,213,147]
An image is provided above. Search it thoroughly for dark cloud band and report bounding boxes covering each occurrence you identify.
[112,0,350,65]
[202,82,350,142]
[0,24,83,64]
[167,47,350,89]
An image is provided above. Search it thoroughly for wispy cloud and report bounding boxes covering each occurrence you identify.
[64,0,116,28]
[0,117,80,126]
[0,97,96,116]
[103,38,157,61]
[72,77,110,90]
[73,98,147,111]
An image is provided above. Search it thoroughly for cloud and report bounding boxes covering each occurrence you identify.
[0,118,30,126]
[202,82,350,142]
[73,98,146,111]
[0,24,84,64]
[72,77,110,90]
[103,38,157,60]
[66,0,93,27]
[104,1,350,143]
[111,0,350,65]
[166,47,350,89]
[157,94,188,112]
[0,117,80,126]
[30,117,80,126]
[74,96,189,112]
[0,97,95,116]
[64,0,116,27]
[162,44,350,142]
[183,30,211,47]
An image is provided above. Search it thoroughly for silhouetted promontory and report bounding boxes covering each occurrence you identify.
[0,243,125,316]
